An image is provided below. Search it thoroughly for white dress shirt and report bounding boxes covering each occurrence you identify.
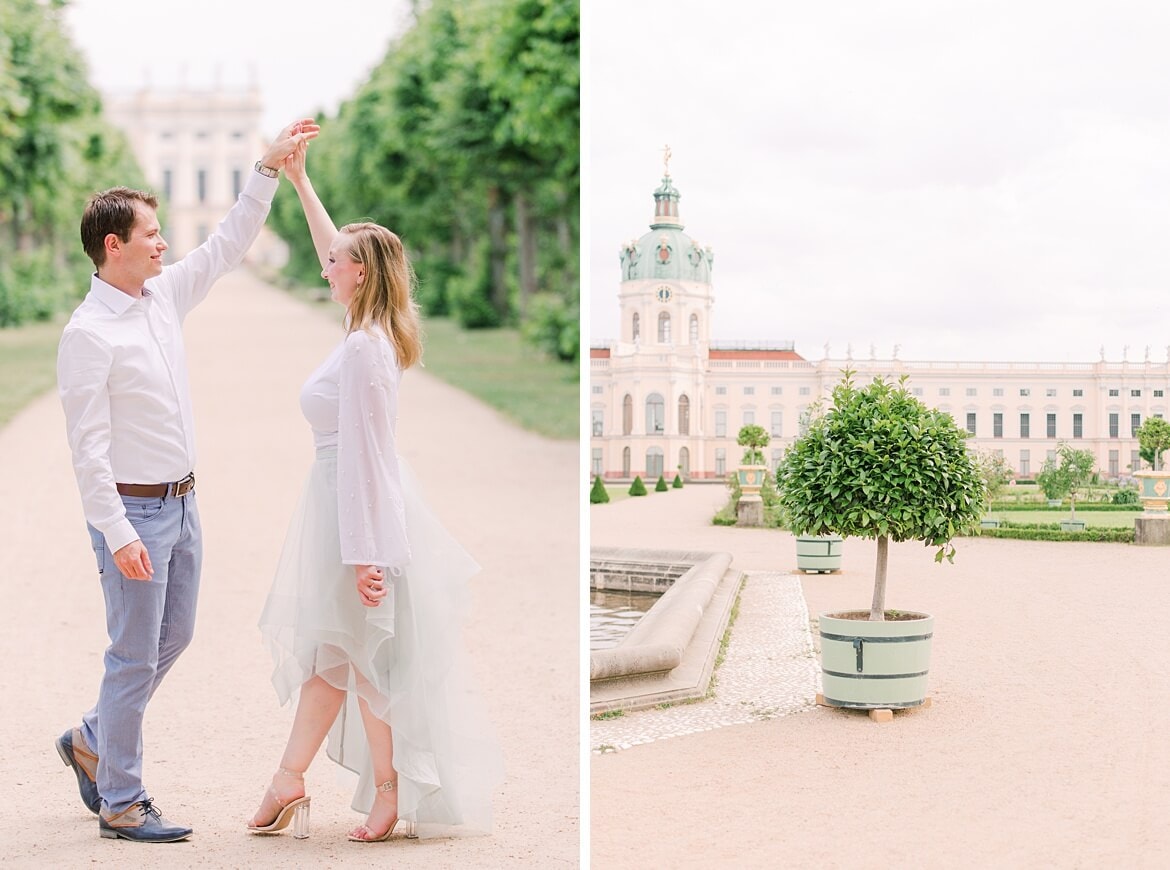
[299,327,411,570]
[57,170,278,553]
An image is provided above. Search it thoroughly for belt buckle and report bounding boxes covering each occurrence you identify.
[172,472,195,497]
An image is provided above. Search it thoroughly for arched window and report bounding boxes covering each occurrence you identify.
[632,312,640,341]
[645,393,665,434]
[622,394,633,435]
[622,446,631,477]
[678,394,690,435]
[678,446,690,478]
[658,311,671,343]
[646,447,664,479]
[689,313,699,342]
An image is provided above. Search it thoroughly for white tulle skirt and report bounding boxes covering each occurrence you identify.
[258,447,503,836]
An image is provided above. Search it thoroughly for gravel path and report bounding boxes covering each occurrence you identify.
[591,483,1170,869]
[0,269,579,868]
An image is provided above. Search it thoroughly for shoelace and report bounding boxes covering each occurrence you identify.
[137,798,163,821]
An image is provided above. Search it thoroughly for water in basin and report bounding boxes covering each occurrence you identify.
[590,589,659,651]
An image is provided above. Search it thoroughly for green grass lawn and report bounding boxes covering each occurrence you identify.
[285,285,578,441]
[0,284,579,442]
[0,315,65,429]
[601,485,632,503]
[416,316,578,441]
[983,509,1141,528]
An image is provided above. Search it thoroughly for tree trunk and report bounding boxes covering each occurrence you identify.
[486,185,508,320]
[870,535,889,620]
[556,210,573,290]
[515,190,537,318]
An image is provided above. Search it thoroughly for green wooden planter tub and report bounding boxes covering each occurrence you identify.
[818,610,933,709]
[795,534,843,573]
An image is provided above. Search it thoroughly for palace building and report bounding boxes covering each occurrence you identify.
[589,169,1169,482]
[103,83,286,266]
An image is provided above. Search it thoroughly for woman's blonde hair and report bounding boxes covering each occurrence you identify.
[339,222,422,369]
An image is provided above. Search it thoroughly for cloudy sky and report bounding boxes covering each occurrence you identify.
[585,0,1170,363]
[63,0,414,137]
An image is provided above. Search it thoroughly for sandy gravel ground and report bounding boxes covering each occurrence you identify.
[591,484,1170,869]
[0,269,579,867]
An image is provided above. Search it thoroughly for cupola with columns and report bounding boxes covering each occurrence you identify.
[617,146,714,351]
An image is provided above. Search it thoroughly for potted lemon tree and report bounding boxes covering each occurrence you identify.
[776,372,985,710]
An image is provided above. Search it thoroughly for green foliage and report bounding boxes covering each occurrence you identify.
[775,372,986,616]
[655,475,668,492]
[521,291,579,362]
[776,373,986,550]
[0,0,146,325]
[448,245,502,328]
[1112,487,1140,505]
[628,475,647,497]
[265,0,579,361]
[990,501,1138,512]
[736,423,769,466]
[974,523,1134,543]
[672,473,683,489]
[1136,417,1170,470]
[589,475,609,504]
[974,450,1014,504]
[1036,443,1096,517]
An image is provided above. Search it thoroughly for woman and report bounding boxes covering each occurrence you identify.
[247,137,502,842]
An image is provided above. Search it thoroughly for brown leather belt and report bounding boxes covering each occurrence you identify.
[116,472,195,498]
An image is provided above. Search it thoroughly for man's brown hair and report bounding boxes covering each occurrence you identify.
[80,187,159,268]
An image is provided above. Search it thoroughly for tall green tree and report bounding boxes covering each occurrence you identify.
[0,0,144,325]
[266,0,579,359]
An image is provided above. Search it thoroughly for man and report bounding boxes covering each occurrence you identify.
[54,119,319,843]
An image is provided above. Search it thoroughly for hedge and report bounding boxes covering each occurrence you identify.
[988,502,1142,512]
[971,524,1134,543]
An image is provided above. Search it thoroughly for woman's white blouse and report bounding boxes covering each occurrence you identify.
[300,328,410,570]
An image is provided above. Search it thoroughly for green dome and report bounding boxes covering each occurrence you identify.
[618,174,714,283]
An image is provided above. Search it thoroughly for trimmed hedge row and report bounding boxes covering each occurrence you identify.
[988,502,1142,512]
[971,524,1134,543]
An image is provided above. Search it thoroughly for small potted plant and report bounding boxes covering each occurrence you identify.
[1039,444,1095,530]
[776,372,986,710]
[975,450,1013,528]
[1135,417,1170,512]
[1036,459,1066,508]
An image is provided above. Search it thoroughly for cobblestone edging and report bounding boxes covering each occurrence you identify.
[591,571,820,752]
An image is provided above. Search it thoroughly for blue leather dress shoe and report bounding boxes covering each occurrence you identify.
[55,728,101,815]
[99,799,192,842]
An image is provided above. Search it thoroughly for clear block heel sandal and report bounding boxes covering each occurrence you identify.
[247,767,312,839]
[348,779,416,842]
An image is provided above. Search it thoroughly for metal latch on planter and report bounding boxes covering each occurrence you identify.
[852,637,864,672]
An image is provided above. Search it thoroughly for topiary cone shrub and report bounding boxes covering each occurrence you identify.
[776,371,987,621]
[655,474,668,492]
[629,475,648,496]
[672,473,683,489]
[589,475,610,504]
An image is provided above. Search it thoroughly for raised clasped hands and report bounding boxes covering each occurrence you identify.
[355,564,387,608]
[259,118,321,172]
[284,138,310,184]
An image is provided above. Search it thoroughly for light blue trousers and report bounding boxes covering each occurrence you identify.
[80,492,202,813]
